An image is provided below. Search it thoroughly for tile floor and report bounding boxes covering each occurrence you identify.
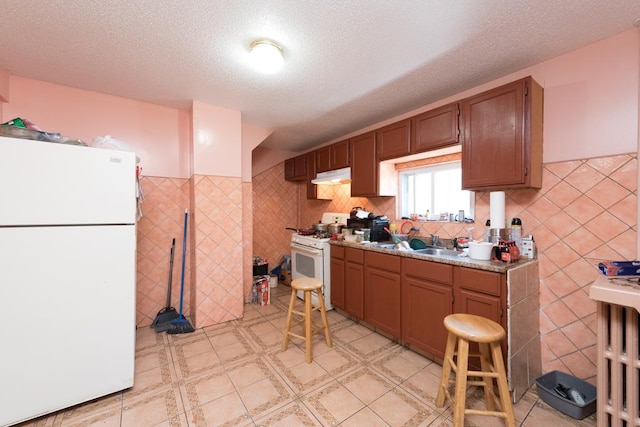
[18,285,597,427]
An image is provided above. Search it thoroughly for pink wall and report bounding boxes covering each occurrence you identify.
[3,76,191,178]
[192,101,241,177]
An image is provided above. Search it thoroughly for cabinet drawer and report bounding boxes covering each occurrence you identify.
[454,266,502,296]
[403,258,452,284]
[331,245,345,259]
[346,247,364,263]
[365,251,401,273]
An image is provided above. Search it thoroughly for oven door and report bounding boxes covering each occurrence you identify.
[290,241,331,309]
[290,242,323,282]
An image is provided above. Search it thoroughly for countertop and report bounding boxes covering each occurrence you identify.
[329,240,536,273]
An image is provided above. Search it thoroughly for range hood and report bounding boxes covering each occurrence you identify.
[311,167,351,185]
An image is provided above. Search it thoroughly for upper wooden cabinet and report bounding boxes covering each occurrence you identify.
[284,154,307,181]
[461,76,543,190]
[411,103,459,153]
[376,119,411,161]
[349,131,377,197]
[316,139,350,173]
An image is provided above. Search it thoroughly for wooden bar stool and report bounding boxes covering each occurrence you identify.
[281,277,332,363]
[436,313,515,427]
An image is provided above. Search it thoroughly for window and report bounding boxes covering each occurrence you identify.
[399,161,473,220]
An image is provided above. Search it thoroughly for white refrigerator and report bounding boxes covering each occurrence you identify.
[0,136,137,426]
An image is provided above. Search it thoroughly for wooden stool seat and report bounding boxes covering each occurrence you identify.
[436,313,515,427]
[281,278,332,363]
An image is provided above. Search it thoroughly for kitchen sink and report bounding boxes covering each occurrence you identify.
[412,247,461,256]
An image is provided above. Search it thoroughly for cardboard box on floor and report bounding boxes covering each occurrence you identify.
[281,269,292,285]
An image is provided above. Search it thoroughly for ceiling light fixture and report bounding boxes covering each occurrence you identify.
[249,39,284,74]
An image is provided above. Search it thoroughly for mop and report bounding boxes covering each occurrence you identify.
[167,209,195,334]
[152,238,179,332]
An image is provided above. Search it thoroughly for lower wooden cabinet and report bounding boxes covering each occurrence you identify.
[453,266,507,359]
[364,252,401,337]
[402,258,453,359]
[329,245,345,310]
[345,247,364,318]
[329,245,508,361]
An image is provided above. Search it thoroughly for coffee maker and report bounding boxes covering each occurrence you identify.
[346,216,390,242]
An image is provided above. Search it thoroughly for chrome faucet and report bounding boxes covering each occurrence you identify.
[430,234,439,246]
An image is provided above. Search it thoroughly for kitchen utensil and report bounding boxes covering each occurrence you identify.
[400,220,414,234]
[167,209,195,335]
[327,222,345,234]
[468,241,494,260]
[312,221,329,232]
[409,238,427,250]
[151,238,179,331]
[285,227,315,235]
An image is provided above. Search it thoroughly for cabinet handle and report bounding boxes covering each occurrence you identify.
[500,307,504,317]
[524,167,528,176]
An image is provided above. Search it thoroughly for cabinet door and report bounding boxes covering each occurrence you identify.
[376,119,411,161]
[284,154,307,181]
[345,261,364,319]
[330,256,345,310]
[453,287,506,367]
[315,146,331,173]
[350,131,377,197]
[284,158,295,180]
[364,266,401,337]
[402,276,452,359]
[331,139,350,169]
[411,103,459,153]
[461,76,542,190]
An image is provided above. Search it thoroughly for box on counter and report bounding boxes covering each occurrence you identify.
[521,235,535,259]
[597,260,640,276]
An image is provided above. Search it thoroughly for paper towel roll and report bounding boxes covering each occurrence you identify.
[490,191,506,229]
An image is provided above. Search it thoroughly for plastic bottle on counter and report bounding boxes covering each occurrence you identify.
[510,218,522,253]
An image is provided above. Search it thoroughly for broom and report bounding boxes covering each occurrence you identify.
[151,238,179,331]
[168,209,195,334]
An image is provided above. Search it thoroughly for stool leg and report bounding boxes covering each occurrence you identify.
[491,341,515,427]
[304,290,312,363]
[317,288,332,348]
[453,337,469,427]
[478,342,496,412]
[281,287,297,352]
[436,332,457,407]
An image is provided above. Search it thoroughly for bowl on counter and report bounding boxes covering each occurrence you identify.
[468,241,494,260]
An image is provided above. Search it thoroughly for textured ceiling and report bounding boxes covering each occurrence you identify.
[1,1,639,153]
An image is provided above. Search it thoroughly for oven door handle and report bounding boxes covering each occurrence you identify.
[290,243,323,257]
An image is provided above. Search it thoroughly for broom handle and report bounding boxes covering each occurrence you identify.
[178,209,188,317]
[165,238,176,308]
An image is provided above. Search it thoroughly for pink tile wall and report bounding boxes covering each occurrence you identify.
[251,153,637,383]
[252,162,299,277]
[136,175,247,329]
[190,175,244,327]
[136,177,191,327]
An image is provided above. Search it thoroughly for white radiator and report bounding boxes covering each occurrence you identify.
[590,277,640,426]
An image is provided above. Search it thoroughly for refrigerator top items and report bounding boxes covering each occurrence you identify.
[0,136,137,227]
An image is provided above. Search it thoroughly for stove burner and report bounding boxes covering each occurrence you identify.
[312,232,332,239]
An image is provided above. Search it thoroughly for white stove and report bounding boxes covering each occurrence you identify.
[290,212,350,310]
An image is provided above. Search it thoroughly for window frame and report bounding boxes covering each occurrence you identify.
[397,160,474,221]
